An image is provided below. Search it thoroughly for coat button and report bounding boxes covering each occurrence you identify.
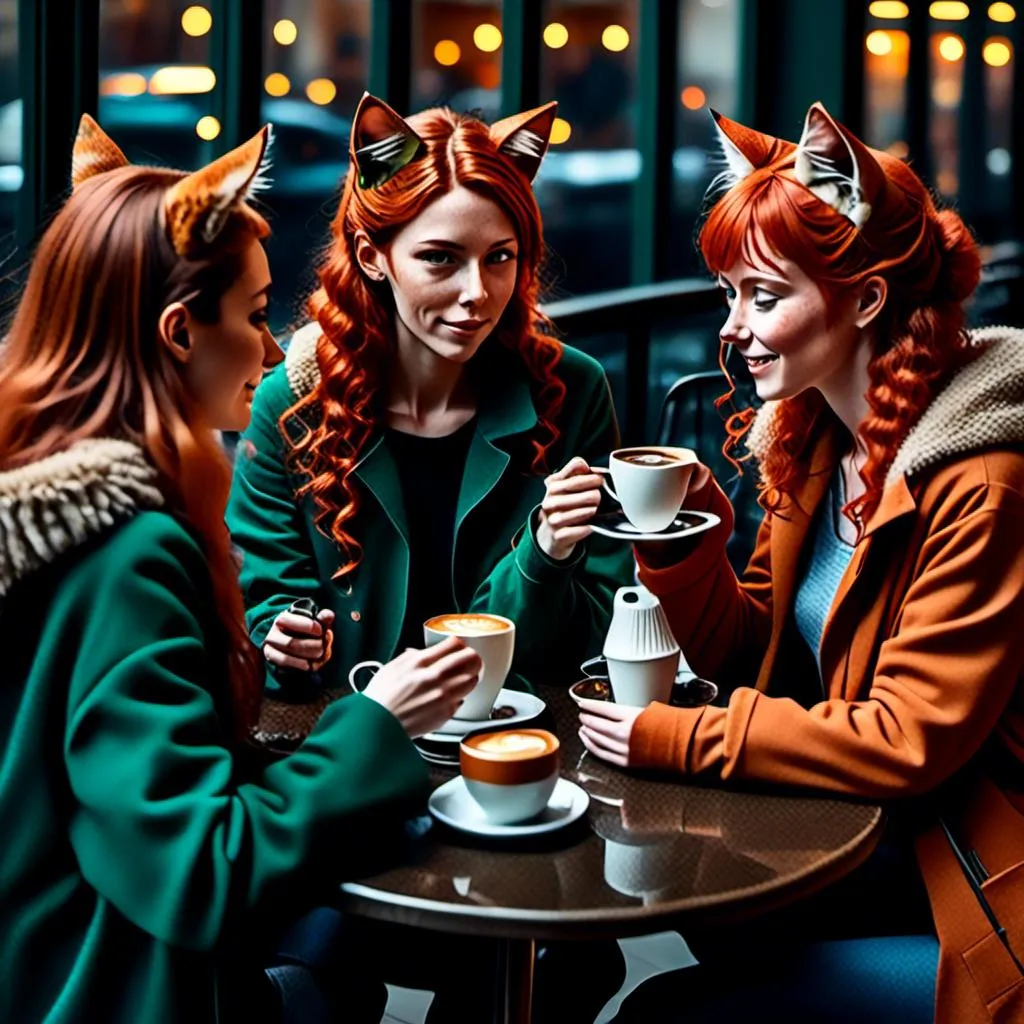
[350,610,361,622]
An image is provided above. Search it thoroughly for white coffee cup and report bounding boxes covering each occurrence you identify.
[596,446,698,533]
[424,613,516,721]
[347,613,515,722]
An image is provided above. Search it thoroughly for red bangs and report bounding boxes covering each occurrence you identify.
[699,170,864,288]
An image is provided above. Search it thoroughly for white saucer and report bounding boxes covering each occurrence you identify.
[422,689,546,743]
[428,776,590,837]
[590,509,720,542]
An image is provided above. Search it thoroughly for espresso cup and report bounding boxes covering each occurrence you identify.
[424,613,515,720]
[596,446,697,533]
[460,728,560,824]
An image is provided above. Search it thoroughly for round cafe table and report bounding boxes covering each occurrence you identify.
[337,684,884,1024]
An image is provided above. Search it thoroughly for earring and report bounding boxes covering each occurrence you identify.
[367,269,385,282]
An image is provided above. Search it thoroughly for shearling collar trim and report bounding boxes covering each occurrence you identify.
[284,321,323,398]
[745,327,1024,485]
[0,439,163,596]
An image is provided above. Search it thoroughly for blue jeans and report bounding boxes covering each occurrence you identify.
[611,934,939,1023]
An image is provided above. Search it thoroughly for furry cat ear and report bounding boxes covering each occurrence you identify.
[706,109,795,195]
[163,124,273,257]
[350,92,426,190]
[71,114,130,191]
[793,102,885,230]
[489,101,558,183]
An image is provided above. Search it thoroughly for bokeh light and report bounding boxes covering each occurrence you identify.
[181,5,212,36]
[264,72,290,97]
[273,19,298,45]
[680,85,706,109]
[434,40,461,65]
[474,23,503,52]
[602,25,630,51]
[196,115,221,141]
[866,30,894,55]
[544,22,569,48]
[550,118,572,144]
[306,78,337,105]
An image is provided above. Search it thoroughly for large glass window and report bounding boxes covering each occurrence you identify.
[0,0,18,268]
[980,18,1014,240]
[863,4,911,155]
[535,1,639,298]
[668,0,742,279]
[413,0,503,113]
[97,1,216,170]
[261,0,368,331]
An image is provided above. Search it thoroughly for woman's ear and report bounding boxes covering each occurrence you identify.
[353,230,388,283]
[855,275,888,329]
[157,303,194,365]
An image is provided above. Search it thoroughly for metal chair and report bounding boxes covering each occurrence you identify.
[655,368,762,572]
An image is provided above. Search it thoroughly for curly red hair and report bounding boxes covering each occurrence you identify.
[284,107,565,580]
[699,148,981,527]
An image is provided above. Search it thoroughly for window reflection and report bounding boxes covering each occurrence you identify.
[412,0,503,112]
[537,0,639,297]
[97,0,215,169]
[0,0,18,262]
[260,0,368,330]
[669,0,741,279]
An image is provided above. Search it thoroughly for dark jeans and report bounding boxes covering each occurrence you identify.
[613,831,939,1023]
[274,908,627,1023]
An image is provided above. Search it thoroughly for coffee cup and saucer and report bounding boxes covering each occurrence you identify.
[347,612,546,752]
[428,728,590,837]
[591,446,720,542]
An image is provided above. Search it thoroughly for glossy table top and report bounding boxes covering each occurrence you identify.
[338,685,884,941]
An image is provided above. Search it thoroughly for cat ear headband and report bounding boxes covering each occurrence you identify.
[351,92,558,190]
[708,102,888,231]
[72,113,273,257]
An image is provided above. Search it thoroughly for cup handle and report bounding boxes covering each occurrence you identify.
[592,465,618,503]
[348,660,383,693]
[581,654,609,680]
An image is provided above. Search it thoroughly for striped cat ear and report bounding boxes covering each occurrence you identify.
[71,114,130,191]
[164,124,273,257]
[351,92,426,190]
[490,101,558,183]
[794,102,885,230]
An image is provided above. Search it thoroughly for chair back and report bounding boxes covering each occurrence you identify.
[654,367,762,572]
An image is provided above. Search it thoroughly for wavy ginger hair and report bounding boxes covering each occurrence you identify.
[700,130,981,527]
[285,106,565,581]
[0,166,268,736]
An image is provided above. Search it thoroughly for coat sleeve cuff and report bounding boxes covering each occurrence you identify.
[513,506,587,583]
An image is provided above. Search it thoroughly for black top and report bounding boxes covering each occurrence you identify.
[387,418,477,652]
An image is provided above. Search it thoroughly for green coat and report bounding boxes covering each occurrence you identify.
[227,324,635,692]
[0,441,428,1024]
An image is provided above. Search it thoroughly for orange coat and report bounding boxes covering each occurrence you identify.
[632,330,1024,1023]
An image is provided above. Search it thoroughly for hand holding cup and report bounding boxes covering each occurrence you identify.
[359,637,483,738]
[536,456,605,560]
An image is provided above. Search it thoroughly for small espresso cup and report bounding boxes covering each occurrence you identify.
[595,446,698,534]
[460,728,560,824]
[424,612,516,720]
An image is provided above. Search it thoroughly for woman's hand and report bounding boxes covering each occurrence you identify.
[362,637,483,738]
[263,608,336,672]
[535,456,605,561]
[577,697,645,767]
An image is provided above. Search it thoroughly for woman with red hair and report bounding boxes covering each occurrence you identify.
[580,104,1024,1023]
[0,116,481,1024]
[227,93,633,698]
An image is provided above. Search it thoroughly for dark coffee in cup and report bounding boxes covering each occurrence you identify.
[619,450,683,467]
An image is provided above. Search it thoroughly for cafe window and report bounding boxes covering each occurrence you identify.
[260,0,369,329]
[536,0,639,298]
[980,23,1014,240]
[0,0,18,271]
[668,0,742,279]
[412,0,503,113]
[863,4,911,154]
[97,0,216,170]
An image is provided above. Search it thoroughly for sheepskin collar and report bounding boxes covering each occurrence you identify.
[0,439,163,596]
[746,326,1024,485]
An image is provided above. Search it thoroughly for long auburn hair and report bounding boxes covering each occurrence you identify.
[700,149,981,526]
[284,107,566,580]
[0,166,267,735]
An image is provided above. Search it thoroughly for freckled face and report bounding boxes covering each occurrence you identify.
[717,247,863,402]
[377,186,520,364]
